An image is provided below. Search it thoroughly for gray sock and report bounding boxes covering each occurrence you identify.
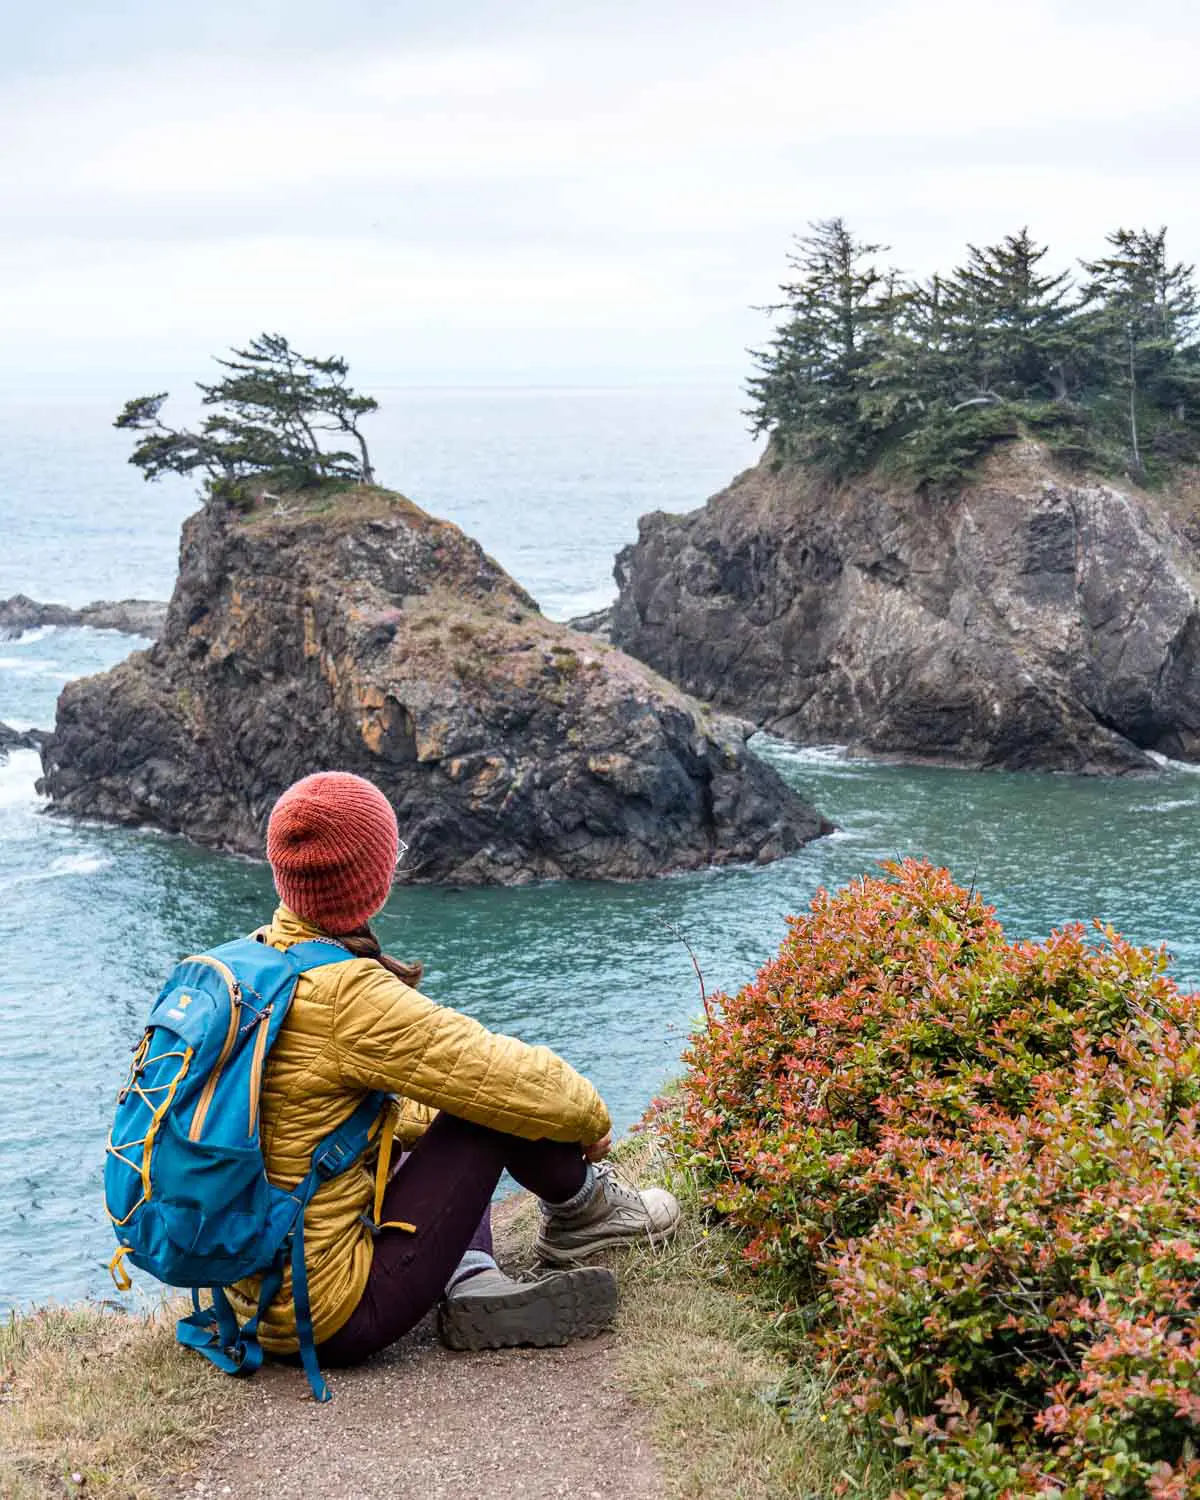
[445,1249,499,1296]
[540,1163,596,1220]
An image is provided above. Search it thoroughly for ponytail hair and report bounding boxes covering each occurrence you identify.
[333,924,424,989]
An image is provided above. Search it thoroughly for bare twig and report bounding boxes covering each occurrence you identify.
[658,918,715,1028]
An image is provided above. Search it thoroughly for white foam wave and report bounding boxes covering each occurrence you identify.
[0,750,45,809]
[48,853,110,878]
[0,657,63,677]
[0,852,112,890]
[752,738,851,765]
[4,626,57,647]
[72,625,154,647]
[1147,751,1200,775]
[1129,799,1199,814]
[755,740,875,777]
[781,744,853,766]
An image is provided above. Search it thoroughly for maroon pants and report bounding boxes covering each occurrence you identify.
[317,1111,589,1366]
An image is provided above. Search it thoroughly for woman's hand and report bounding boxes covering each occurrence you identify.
[583,1131,613,1163]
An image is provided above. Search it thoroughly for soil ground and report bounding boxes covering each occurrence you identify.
[160,1195,661,1500]
[162,1316,659,1500]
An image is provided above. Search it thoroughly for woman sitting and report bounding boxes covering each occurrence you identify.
[227,770,680,1362]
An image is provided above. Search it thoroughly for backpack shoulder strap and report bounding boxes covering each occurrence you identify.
[288,1088,392,1400]
[243,930,355,973]
[282,939,357,974]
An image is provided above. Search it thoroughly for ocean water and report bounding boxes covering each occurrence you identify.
[3,386,1199,1316]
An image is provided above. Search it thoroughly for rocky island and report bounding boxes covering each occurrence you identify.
[598,218,1200,775]
[605,442,1200,774]
[0,594,166,640]
[41,486,829,882]
[0,722,47,760]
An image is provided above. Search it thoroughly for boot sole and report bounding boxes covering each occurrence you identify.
[437,1267,618,1351]
[533,1218,681,1268]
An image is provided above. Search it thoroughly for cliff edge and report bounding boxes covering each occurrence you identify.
[41,486,828,882]
[607,443,1200,774]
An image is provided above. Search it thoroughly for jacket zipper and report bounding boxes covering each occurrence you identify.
[187,956,241,1141]
[247,1005,273,1138]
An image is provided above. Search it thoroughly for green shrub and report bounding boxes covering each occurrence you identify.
[827,1039,1200,1497]
[665,860,1200,1496]
[893,401,1021,486]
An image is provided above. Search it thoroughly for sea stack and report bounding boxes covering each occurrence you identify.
[606,442,1200,774]
[41,486,830,882]
[0,594,167,641]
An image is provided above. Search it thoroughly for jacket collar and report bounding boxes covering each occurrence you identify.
[267,904,332,946]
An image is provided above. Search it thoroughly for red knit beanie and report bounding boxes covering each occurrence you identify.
[266,771,399,932]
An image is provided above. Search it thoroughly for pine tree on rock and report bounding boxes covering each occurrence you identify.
[747,219,901,473]
[943,229,1080,405]
[859,274,960,451]
[115,334,378,501]
[1080,228,1200,474]
[747,219,1199,488]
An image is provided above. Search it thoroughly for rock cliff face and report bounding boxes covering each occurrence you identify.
[607,443,1200,774]
[42,487,828,882]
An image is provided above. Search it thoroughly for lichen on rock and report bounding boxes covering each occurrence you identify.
[40,486,829,882]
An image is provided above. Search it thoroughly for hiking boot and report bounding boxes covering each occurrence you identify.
[437,1265,617,1351]
[533,1162,681,1267]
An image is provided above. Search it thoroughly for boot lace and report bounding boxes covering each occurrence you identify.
[594,1160,644,1207]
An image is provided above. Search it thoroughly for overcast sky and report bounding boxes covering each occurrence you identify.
[3,0,1198,391]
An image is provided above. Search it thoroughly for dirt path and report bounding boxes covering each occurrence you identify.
[165,1320,659,1500]
[162,1201,662,1500]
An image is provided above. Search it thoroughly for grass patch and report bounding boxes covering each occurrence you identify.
[237,481,432,533]
[0,1302,234,1499]
[610,1138,893,1500]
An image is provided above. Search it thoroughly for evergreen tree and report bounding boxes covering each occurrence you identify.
[942,229,1080,405]
[115,334,378,498]
[746,219,900,472]
[111,395,229,484]
[747,221,1200,487]
[1080,228,1200,473]
[860,273,955,437]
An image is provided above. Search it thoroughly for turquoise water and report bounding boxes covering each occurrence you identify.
[2,386,1199,1315]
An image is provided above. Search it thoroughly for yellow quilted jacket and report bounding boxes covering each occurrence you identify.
[226,906,611,1350]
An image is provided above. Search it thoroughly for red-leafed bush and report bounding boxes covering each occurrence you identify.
[665,860,1200,1497]
[826,1043,1200,1497]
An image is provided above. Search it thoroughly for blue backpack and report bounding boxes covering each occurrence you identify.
[105,935,398,1402]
